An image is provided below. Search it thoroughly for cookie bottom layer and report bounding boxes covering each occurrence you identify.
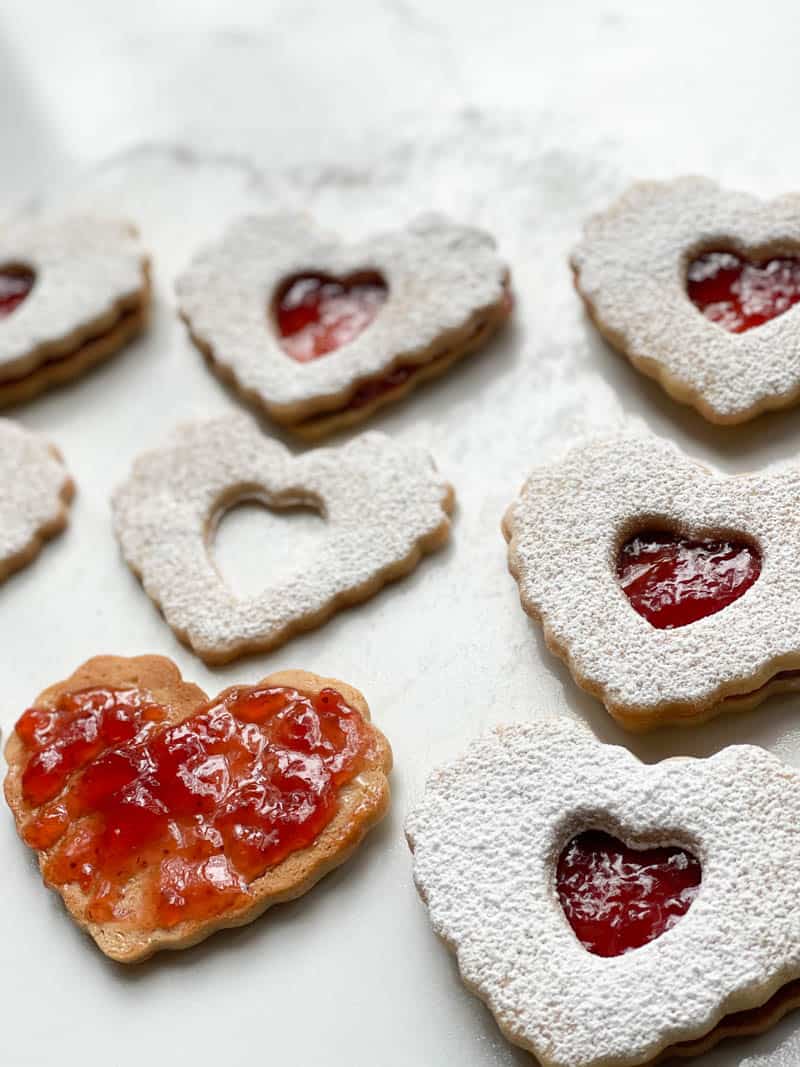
[0,300,148,408]
[653,976,800,1063]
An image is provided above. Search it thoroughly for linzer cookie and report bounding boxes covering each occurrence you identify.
[4,655,392,962]
[0,216,149,406]
[502,430,800,730]
[571,177,800,423]
[0,418,74,581]
[175,214,511,438]
[113,412,454,664]
[406,718,800,1067]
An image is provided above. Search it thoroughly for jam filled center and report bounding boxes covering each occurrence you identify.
[557,829,701,957]
[0,266,35,318]
[618,529,761,629]
[16,684,376,929]
[275,271,388,362]
[687,251,800,333]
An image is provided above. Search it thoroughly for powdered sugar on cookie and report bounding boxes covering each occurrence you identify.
[571,177,800,423]
[406,718,800,1067]
[503,430,800,729]
[0,216,148,386]
[112,412,454,663]
[0,418,74,582]
[176,213,510,434]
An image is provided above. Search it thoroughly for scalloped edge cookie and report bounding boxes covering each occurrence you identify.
[0,418,74,582]
[0,216,150,406]
[571,177,800,424]
[4,654,392,963]
[112,412,454,664]
[502,429,800,730]
[406,717,800,1067]
[176,213,511,437]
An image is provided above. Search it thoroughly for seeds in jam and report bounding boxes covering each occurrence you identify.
[557,830,701,957]
[618,530,761,629]
[16,684,376,929]
[275,272,388,362]
[687,251,800,333]
[0,267,34,317]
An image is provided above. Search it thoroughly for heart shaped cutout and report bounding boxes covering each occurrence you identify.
[617,529,761,629]
[688,251,800,333]
[557,829,701,957]
[0,265,34,318]
[274,271,388,362]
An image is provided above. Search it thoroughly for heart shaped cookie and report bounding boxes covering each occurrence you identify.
[502,430,800,730]
[571,177,800,423]
[406,718,800,1067]
[0,418,74,582]
[175,214,511,438]
[112,413,454,664]
[4,655,392,962]
[0,216,150,407]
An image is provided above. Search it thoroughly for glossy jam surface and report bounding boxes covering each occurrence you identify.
[687,251,800,333]
[0,267,34,318]
[618,530,761,629]
[275,272,388,362]
[16,684,375,928]
[557,830,701,957]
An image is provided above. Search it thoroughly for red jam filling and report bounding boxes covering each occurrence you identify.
[687,251,800,332]
[618,530,761,629]
[275,272,388,362]
[557,830,701,957]
[16,684,376,929]
[0,267,34,318]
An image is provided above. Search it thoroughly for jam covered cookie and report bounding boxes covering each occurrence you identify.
[0,217,149,406]
[407,718,800,1066]
[113,412,454,664]
[571,177,800,423]
[0,418,74,582]
[502,430,800,730]
[175,214,511,438]
[4,655,392,962]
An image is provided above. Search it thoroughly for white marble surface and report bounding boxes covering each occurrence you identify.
[3,3,800,1065]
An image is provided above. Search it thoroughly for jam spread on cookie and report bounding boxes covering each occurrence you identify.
[16,684,376,928]
[275,272,388,362]
[687,251,800,332]
[0,268,34,318]
[618,530,761,629]
[557,830,701,957]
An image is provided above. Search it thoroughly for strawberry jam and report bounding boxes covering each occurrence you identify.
[16,684,376,928]
[618,530,761,629]
[557,830,701,957]
[687,251,800,332]
[275,272,388,362]
[0,267,34,318]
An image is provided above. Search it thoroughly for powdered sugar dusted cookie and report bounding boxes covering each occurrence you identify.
[113,412,454,663]
[571,177,800,423]
[406,718,800,1066]
[176,213,511,438]
[0,216,149,406]
[5,655,392,962]
[502,430,800,730]
[0,418,74,581]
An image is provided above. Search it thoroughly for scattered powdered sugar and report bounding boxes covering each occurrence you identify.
[503,429,800,725]
[175,213,508,412]
[112,411,453,662]
[571,177,800,421]
[406,717,800,1067]
[0,418,72,574]
[0,216,147,374]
